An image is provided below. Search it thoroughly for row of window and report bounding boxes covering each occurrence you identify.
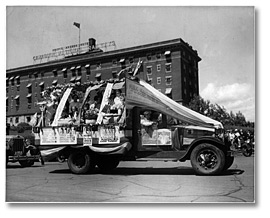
[146,63,171,76]
[7,50,173,85]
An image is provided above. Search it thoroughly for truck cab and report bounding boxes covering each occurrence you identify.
[32,73,233,175]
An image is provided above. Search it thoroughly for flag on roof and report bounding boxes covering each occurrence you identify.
[133,59,143,76]
[73,22,80,28]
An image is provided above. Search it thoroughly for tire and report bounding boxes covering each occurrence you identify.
[19,160,34,167]
[67,150,95,174]
[190,143,225,175]
[223,156,234,171]
[242,146,252,157]
[96,156,120,172]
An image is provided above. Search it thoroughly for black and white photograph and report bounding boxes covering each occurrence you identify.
[3,1,265,211]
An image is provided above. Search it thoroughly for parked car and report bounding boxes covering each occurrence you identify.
[6,135,41,167]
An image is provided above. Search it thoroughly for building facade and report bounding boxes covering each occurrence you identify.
[6,38,201,126]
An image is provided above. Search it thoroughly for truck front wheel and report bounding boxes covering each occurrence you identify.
[67,150,95,174]
[190,143,225,175]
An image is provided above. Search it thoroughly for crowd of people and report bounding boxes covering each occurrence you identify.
[225,128,255,149]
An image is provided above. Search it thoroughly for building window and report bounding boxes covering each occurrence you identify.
[147,77,152,85]
[165,63,171,73]
[165,76,172,85]
[157,64,161,72]
[53,70,57,77]
[16,76,20,85]
[26,116,31,123]
[146,53,151,61]
[157,77,161,84]
[10,78,15,86]
[112,71,118,79]
[34,72,38,79]
[27,83,32,94]
[146,66,152,75]
[156,53,161,59]
[15,117,19,124]
[10,118,13,123]
[96,63,101,69]
[41,71,44,77]
[16,85,20,91]
[62,68,67,78]
[129,57,134,64]
[28,74,32,78]
[14,95,20,107]
[112,59,117,66]
[76,66,81,76]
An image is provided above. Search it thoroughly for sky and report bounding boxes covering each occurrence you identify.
[6,6,255,121]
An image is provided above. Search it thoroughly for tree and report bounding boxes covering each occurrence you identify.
[188,95,253,128]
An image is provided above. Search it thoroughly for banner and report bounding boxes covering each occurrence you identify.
[142,128,172,146]
[51,87,73,126]
[98,125,120,144]
[40,127,77,145]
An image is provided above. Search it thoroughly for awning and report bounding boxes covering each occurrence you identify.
[9,76,14,81]
[85,64,90,68]
[95,73,101,78]
[164,51,171,56]
[62,68,67,72]
[76,65,81,69]
[165,88,172,94]
[26,93,32,98]
[70,77,76,82]
[120,58,125,63]
[26,83,32,88]
[52,80,58,84]
[15,75,20,79]
[39,81,44,86]
[113,81,125,90]
[125,78,223,129]
[76,76,82,81]
[70,66,75,70]
[14,95,20,100]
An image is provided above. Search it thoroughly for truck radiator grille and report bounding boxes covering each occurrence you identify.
[11,138,25,152]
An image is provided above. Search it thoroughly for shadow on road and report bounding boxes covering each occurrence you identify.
[49,167,244,176]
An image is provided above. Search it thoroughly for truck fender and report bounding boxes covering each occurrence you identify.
[180,136,227,162]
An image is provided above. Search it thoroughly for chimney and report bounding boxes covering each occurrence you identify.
[89,38,96,51]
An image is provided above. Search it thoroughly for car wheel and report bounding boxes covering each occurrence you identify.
[190,143,225,175]
[19,160,34,167]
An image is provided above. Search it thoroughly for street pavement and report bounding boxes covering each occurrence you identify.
[6,154,255,203]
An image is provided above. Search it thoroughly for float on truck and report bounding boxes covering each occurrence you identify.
[32,70,234,175]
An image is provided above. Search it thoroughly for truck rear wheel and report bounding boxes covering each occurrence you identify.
[190,143,225,175]
[96,156,120,172]
[67,150,95,174]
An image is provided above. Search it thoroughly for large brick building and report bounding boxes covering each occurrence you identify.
[6,37,201,126]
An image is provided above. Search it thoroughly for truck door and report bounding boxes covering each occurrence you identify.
[135,107,174,151]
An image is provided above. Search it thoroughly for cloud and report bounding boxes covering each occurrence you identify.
[201,83,255,121]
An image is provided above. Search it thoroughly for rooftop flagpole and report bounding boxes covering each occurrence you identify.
[73,22,81,54]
